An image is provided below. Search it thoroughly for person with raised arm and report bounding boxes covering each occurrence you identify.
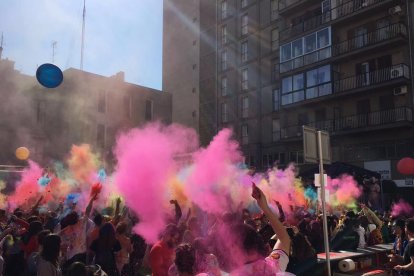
[229,183,291,276]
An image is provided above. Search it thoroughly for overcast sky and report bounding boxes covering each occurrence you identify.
[0,0,163,90]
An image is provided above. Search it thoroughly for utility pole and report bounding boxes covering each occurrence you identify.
[80,0,86,70]
[51,41,57,64]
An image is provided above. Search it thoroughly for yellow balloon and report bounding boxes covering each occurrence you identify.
[15,147,30,160]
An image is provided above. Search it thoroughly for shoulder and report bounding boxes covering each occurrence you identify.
[265,249,289,272]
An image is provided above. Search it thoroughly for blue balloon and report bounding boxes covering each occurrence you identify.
[36,63,63,88]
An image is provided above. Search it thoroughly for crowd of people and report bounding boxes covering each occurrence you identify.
[0,183,413,276]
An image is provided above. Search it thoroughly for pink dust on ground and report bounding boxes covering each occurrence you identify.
[8,160,43,210]
[114,123,198,243]
[391,199,413,217]
[185,128,243,214]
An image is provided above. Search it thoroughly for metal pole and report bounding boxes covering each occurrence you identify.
[318,131,331,276]
[80,0,86,70]
[380,179,385,212]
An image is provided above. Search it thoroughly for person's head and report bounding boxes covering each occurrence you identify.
[41,234,61,266]
[93,213,103,227]
[67,262,88,276]
[393,219,406,237]
[116,222,128,236]
[65,211,79,226]
[359,215,369,229]
[162,224,180,248]
[231,223,267,258]
[405,218,414,238]
[290,232,315,261]
[28,220,43,237]
[342,217,354,229]
[28,216,40,224]
[38,230,51,247]
[174,243,195,275]
[98,222,117,248]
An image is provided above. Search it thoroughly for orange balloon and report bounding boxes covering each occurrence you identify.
[15,147,30,160]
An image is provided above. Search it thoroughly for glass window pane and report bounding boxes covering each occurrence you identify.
[292,39,303,58]
[281,44,291,62]
[317,28,330,48]
[293,73,304,90]
[305,33,316,53]
[282,77,292,94]
[281,94,292,105]
[318,65,331,83]
[319,83,332,96]
[306,87,318,99]
[293,90,304,103]
[307,69,317,87]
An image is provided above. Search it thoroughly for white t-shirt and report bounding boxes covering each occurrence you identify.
[59,216,90,260]
[230,249,289,276]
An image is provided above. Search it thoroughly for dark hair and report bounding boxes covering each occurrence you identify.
[67,262,88,276]
[41,234,61,266]
[291,232,316,261]
[116,222,128,235]
[98,222,117,250]
[93,213,103,226]
[406,218,414,234]
[28,216,40,224]
[38,230,51,246]
[24,221,43,244]
[175,243,195,274]
[233,223,267,257]
[65,211,79,226]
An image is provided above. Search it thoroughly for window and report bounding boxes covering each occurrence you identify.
[241,124,248,145]
[241,96,249,118]
[145,100,153,121]
[221,103,229,123]
[272,89,280,111]
[272,119,280,142]
[241,41,248,62]
[271,0,278,21]
[305,65,331,99]
[221,77,228,96]
[98,90,106,113]
[241,68,248,90]
[97,124,105,148]
[271,28,279,51]
[281,73,305,105]
[241,14,248,35]
[280,27,331,72]
[221,25,228,44]
[221,50,227,70]
[241,0,247,8]
[36,101,46,124]
[221,0,227,19]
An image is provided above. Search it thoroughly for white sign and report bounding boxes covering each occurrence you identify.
[314,173,328,187]
[317,188,330,202]
[364,160,391,180]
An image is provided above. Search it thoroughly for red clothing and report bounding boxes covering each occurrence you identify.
[149,240,174,276]
[22,236,39,258]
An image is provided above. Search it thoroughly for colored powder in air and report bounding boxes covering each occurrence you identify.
[67,144,100,186]
[185,128,243,214]
[304,187,318,202]
[90,182,103,198]
[8,160,43,210]
[114,123,198,243]
[327,174,362,207]
[0,181,7,209]
[391,199,413,217]
[38,175,51,187]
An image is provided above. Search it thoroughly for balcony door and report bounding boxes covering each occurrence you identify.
[356,99,370,127]
[354,26,368,48]
[379,95,395,123]
[356,60,375,87]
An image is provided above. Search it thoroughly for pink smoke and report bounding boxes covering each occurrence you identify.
[8,160,43,210]
[185,129,243,214]
[114,123,198,243]
[391,200,413,217]
[327,175,362,206]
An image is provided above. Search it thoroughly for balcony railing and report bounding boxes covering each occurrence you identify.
[333,64,410,94]
[280,0,390,41]
[332,23,407,56]
[281,107,413,139]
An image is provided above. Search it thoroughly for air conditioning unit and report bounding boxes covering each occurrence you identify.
[393,86,407,96]
[389,5,402,15]
[390,67,404,79]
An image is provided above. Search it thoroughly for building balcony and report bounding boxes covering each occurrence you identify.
[280,0,394,41]
[280,24,407,74]
[280,107,413,139]
[278,0,320,15]
[281,64,410,106]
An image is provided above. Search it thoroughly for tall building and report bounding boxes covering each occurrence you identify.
[163,0,414,186]
[0,58,171,167]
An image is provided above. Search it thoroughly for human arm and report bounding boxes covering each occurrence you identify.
[170,200,182,223]
[252,183,290,253]
[274,201,286,222]
[395,257,414,272]
[112,197,122,225]
[29,196,44,215]
[85,194,97,218]
[361,204,383,228]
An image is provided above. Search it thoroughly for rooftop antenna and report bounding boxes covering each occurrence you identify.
[51,41,57,64]
[0,32,3,60]
[80,0,86,70]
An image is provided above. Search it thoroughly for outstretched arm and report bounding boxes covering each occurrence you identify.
[253,183,290,253]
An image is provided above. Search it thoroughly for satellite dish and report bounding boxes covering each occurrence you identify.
[36,63,63,88]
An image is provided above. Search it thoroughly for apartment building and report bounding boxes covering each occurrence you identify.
[164,0,414,184]
[0,58,171,167]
